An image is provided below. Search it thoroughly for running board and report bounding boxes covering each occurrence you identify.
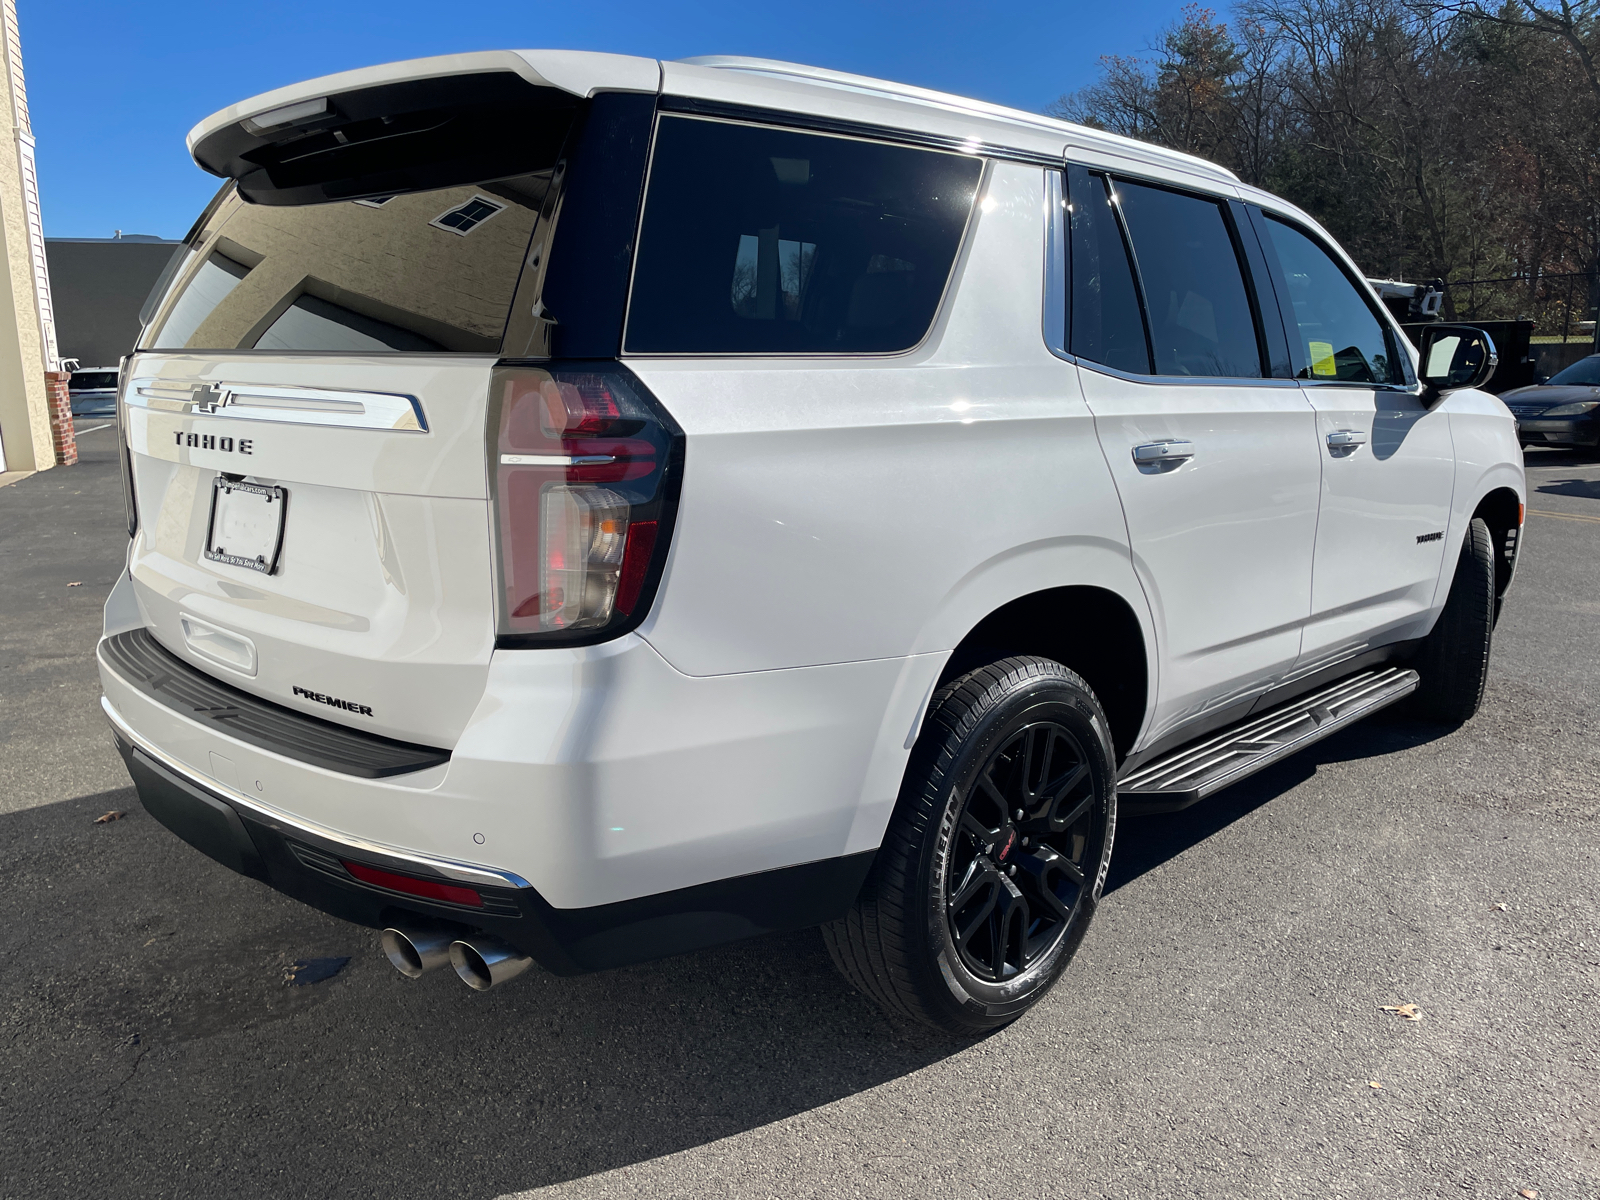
[1118,666,1419,813]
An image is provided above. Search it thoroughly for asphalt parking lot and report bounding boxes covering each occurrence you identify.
[1,426,1596,1200]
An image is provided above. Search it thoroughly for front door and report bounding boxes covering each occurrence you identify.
[1250,212,1455,671]
[1065,166,1321,745]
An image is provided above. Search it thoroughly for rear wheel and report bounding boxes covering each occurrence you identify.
[1412,516,1496,725]
[823,657,1117,1036]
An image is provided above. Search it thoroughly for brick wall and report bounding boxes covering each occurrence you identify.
[44,370,76,466]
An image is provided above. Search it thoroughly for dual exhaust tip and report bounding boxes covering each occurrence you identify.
[381,925,533,991]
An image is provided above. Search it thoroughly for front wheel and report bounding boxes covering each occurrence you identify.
[823,657,1117,1036]
[1412,516,1496,725]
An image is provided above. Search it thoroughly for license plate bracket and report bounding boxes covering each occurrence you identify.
[204,478,287,574]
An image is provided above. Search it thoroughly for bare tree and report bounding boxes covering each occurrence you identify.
[1051,0,1600,326]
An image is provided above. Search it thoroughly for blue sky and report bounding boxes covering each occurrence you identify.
[27,0,1189,239]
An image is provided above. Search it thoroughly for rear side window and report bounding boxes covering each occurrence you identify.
[625,117,982,354]
[1114,181,1262,378]
[1067,166,1151,375]
[1261,216,1402,384]
[142,176,551,353]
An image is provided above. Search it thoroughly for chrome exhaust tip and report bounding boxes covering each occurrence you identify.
[380,925,455,979]
[449,935,534,991]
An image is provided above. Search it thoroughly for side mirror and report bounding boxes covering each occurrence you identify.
[1418,324,1498,406]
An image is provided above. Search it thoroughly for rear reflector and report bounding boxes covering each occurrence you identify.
[341,860,483,908]
[614,520,658,615]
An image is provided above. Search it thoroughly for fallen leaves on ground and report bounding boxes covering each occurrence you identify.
[1380,1003,1423,1021]
[1368,1080,1383,1089]
[1518,1189,1539,1198]
[93,810,125,824]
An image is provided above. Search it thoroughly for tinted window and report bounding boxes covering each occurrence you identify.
[625,117,982,354]
[1116,182,1261,378]
[1263,217,1401,384]
[1068,166,1151,374]
[1548,356,1600,385]
[69,371,120,390]
[143,176,551,353]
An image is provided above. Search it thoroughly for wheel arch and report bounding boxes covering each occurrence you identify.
[1472,485,1523,613]
[934,585,1151,760]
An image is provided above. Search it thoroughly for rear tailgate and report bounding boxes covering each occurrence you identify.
[118,52,666,749]
[124,352,499,746]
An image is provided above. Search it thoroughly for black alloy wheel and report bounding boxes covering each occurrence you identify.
[944,720,1097,982]
[823,657,1117,1036]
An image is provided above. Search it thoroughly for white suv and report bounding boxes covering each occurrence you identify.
[99,51,1524,1034]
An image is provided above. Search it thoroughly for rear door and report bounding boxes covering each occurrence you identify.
[1250,211,1456,669]
[1065,165,1321,743]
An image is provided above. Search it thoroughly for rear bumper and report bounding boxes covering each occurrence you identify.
[100,625,929,907]
[109,706,874,974]
[99,612,933,967]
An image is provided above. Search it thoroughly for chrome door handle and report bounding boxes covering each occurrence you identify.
[1326,429,1368,449]
[1132,440,1195,464]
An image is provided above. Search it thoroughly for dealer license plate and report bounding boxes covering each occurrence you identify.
[204,478,287,574]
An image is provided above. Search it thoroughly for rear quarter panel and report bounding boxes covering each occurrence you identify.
[626,160,1148,683]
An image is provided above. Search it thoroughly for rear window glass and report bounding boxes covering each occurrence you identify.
[142,177,550,354]
[625,117,982,355]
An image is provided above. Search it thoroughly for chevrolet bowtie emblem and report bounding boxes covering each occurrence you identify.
[190,384,231,413]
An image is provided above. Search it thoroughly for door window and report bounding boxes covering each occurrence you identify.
[1261,216,1403,385]
[1067,166,1151,375]
[1115,181,1263,378]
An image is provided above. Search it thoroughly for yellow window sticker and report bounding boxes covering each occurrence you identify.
[1309,341,1338,377]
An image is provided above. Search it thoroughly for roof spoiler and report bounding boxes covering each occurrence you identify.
[189,51,659,205]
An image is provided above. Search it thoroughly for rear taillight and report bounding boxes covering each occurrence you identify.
[488,363,682,647]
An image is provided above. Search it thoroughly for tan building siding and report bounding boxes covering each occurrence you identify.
[0,0,58,473]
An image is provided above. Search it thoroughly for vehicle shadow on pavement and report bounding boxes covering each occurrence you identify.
[1533,476,1600,500]
[0,786,962,1200]
[1106,711,1452,895]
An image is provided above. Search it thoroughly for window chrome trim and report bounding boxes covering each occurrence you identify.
[658,94,1064,167]
[1043,169,1068,359]
[102,694,531,889]
[1068,356,1305,388]
[128,377,429,432]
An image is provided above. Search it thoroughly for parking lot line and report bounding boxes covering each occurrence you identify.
[1528,507,1600,524]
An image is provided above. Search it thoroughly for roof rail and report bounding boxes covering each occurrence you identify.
[678,55,1239,184]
